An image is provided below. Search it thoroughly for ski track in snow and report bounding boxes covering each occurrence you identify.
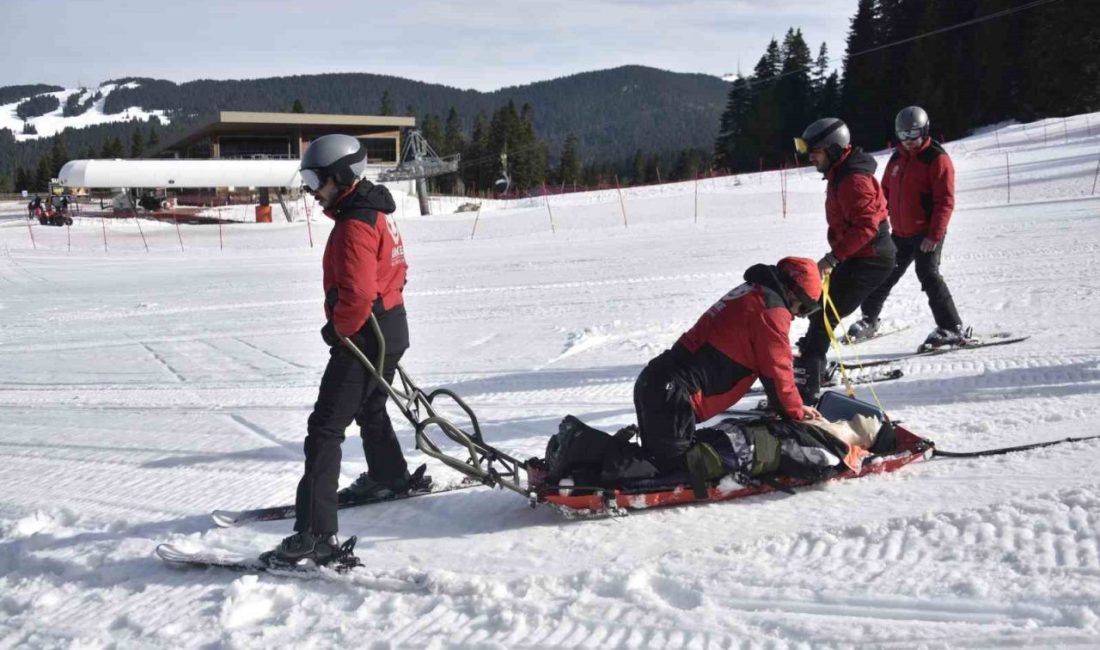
[2,113,1100,647]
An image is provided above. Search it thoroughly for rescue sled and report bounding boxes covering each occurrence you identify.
[528,391,934,518]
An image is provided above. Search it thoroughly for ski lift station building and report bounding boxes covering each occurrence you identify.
[58,111,415,196]
[149,111,416,168]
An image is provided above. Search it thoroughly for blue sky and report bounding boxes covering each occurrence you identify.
[3,0,856,91]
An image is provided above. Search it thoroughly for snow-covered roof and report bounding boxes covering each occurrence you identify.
[57,159,303,189]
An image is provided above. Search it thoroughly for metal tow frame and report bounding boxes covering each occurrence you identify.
[339,316,530,498]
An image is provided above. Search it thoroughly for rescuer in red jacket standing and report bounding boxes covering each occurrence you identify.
[792,118,897,403]
[847,106,969,349]
[265,134,419,567]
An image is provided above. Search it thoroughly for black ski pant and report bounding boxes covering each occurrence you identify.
[797,255,895,400]
[859,234,961,330]
[294,342,406,536]
[633,349,699,474]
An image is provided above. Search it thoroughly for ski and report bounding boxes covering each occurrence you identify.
[853,333,1029,369]
[747,366,903,396]
[157,536,362,575]
[212,471,483,527]
[840,324,912,346]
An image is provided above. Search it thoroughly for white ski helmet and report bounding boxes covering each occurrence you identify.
[300,134,368,192]
[895,106,930,141]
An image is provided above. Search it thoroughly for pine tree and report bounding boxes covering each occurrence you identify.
[147,125,159,149]
[35,157,52,191]
[672,148,704,180]
[0,171,11,193]
[644,154,661,183]
[49,135,69,177]
[557,133,582,185]
[631,149,645,184]
[1023,0,1100,118]
[839,0,884,146]
[464,113,491,194]
[291,98,305,113]
[776,28,814,154]
[15,166,30,192]
[714,75,754,172]
[83,145,97,160]
[442,107,466,156]
[130,129,145,158]
[421,114,444,153]
[748,40,782,168]
[379,91,394,116]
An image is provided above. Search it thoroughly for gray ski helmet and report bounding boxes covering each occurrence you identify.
[895,106,930,141]
[796,118,850,159]
[300,134,368,191]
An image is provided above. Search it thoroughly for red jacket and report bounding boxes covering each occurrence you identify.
[322,182,406,336]
[675,265,804,421]
[882,139,955,241]
[824,147,891,261]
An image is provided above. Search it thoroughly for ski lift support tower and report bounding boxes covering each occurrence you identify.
[377,129,459,215]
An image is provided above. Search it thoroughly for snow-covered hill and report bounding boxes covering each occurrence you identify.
[1,81,170,141]
[1,112,1099,647]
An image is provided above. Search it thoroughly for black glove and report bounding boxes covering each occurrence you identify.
[320,321,340,347]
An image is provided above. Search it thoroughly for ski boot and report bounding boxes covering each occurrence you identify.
[338,469,422,504]
[920,324,973,351]
[793,355,824,405]
[261,531,341,567]
[845,317,879,343]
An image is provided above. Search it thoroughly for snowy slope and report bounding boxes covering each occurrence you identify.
[1,113,1100,648]
[1,82,170,141]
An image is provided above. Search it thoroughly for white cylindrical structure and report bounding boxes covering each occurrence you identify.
[58,159,303,189]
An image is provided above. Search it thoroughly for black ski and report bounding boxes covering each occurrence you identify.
[853,334,1029,369]
[157,537,362,575]
[212,467,483,527]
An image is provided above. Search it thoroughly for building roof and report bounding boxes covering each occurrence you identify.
[151,111,416,157]
[58,159,303,189]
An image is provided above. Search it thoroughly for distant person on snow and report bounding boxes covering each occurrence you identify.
[264,134,420,567]
[847,106,970,349]
[792,118,897,403]
[546,257,825,489]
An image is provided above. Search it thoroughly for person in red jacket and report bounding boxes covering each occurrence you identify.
[847,106,969,349]
[792,118,897,402]
[545,258,825,488]
[265,134,419,567]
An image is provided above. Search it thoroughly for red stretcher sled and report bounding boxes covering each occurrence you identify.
[530,391,935,518]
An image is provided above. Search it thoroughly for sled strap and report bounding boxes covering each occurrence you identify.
[933,434,1100,459]
[821,273,889,415]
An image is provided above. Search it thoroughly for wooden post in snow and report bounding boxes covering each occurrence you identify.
[693,173,699,224]
[24,213,36,249]
[614,175,628,227]
[470,204,482,239]
[173,214,184,252]
[542,183,556,234]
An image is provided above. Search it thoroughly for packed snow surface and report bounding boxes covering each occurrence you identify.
[2,113,1100,647]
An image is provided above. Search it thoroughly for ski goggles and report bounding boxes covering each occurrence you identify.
[790,285,822,316]
[896,127,924,142]
[300,168,327,193]
[793,137,812,155]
